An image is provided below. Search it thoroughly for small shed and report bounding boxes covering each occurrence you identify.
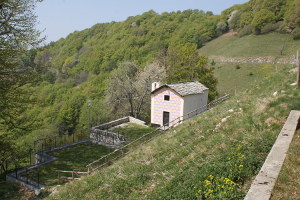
[151,81,209,127]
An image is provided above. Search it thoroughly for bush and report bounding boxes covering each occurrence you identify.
[216,22,228,35]
[236,65,241,70]
[292,27,300,40]
[228,10,241,30]
[211,60,216,66]
[238,25,253,37]
[261,22,282,34]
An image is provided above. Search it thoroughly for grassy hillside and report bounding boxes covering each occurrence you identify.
[46,65,299,199]
[213,62,290,95]
[199,32,300,58]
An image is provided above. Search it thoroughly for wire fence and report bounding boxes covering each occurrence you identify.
[33,132,88,154]
[1,131,89,191]
[6,163,41,189]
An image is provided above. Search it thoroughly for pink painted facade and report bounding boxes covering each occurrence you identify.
[151,87,183,126]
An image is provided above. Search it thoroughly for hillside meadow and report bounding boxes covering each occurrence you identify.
[199,32,300,58]
[46,65,300,199]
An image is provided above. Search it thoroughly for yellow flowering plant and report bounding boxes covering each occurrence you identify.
[195,175,240,199]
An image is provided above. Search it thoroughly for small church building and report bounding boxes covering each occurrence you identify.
[151,81,209,127]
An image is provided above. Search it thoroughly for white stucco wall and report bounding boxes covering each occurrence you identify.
[182,89,209,116]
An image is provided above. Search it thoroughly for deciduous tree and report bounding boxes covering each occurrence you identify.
[106,61,165,119]
[164,43,218,100]
[0,0,43,129]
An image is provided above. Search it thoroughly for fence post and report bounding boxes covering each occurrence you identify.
[15,164,17,179]
[29,150,32,166]
[5,160,8,173]
[37,170,40,188]
[26,168,28,184]
[297,50,300,88]
[33,141,36,154]
[58,171,60,184]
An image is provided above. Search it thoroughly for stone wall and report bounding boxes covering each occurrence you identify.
[209,56,296,65]
[90,130,125,146]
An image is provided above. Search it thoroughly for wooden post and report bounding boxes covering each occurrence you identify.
[297,51,300,88]
[37,170,40,187]
[58,171,60,184]
[26,168,28,184]
[235,85,237,96]
[29,150,31,165]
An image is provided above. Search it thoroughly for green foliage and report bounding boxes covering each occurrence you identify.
[57,94,86,134]
[165,43,218,100]
[238,25,254,37]
[222,0,299,35]
[228,11,242,30]
[261,22,282,34]
[292,27,300,40]
[252,9,276,33]
[0,0,42,130]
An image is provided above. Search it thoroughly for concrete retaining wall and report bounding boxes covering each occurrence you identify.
[128,116,146,126]
[92,116,146,130]
[244,110,300,200]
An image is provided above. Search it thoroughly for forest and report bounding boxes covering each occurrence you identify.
[0,0,299,172]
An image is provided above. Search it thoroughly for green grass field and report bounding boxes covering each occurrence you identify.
[199,32,300,58]
[26,142,114,186]
[112,123,156,141]
[45,64,300,199]
[212,62,290,96]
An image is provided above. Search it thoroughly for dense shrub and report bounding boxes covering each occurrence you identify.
[292,27,300,40]
[238,25,254,37]
[261,22,282,34]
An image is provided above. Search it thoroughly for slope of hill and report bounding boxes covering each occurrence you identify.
[46,65,299,199]
[199,32,300,58]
